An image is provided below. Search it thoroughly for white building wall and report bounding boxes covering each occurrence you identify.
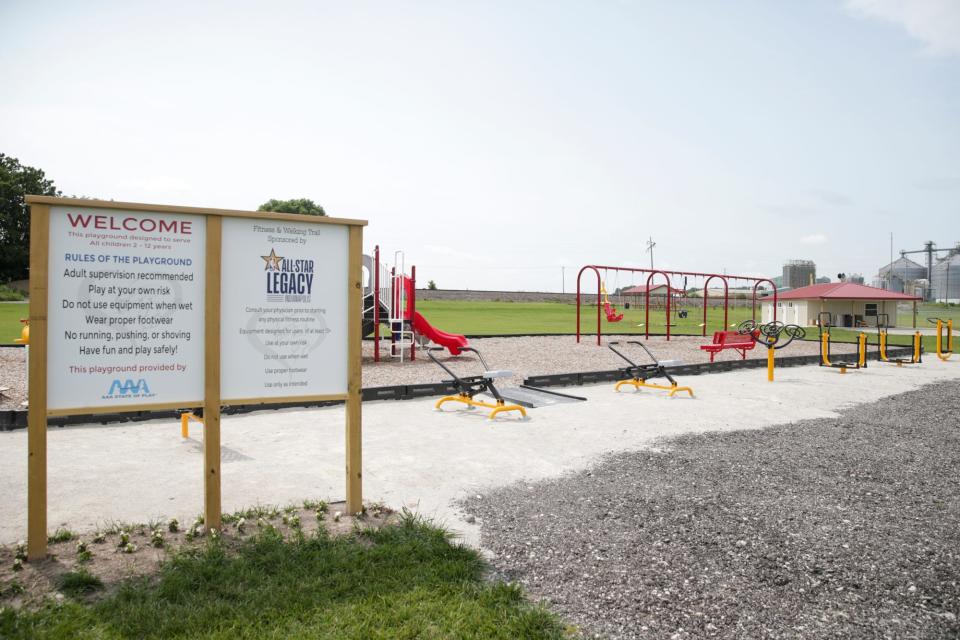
[762,299,902,327]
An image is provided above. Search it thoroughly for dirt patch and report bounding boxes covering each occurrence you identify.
[0,501,394,609]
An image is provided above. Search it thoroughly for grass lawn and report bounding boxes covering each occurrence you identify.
[0,302,29,343]
[415,300,757,336]
[0,516,567,639]
[4,298,956,347]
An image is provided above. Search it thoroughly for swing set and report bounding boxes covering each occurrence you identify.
[577,265,777,344]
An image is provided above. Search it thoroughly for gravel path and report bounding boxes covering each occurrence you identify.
[462,380,960,639]
[0,336,858,410]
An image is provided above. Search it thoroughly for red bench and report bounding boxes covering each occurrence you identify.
[700,330,756,362]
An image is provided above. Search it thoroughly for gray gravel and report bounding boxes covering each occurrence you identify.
[462,380,960,639]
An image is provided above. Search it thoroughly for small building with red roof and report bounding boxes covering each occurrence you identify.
[760,282,921,328]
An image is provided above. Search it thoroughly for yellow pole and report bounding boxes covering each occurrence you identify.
[767,346,775,382]
[203,216,223,533]
[949,320,954,354]
[346,225,364,515]
[914,331,922,363]
[879,331,887,361]
[937,319,942,356]
[181,414,189,439]
[821,331,831,366]
[858,332,867,367]
[27,204,50,561]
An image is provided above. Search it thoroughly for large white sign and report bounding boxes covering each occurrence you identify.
[220,218,348,400]
[46,206,206,410]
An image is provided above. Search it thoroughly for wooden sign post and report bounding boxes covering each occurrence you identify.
[26,196,366,560]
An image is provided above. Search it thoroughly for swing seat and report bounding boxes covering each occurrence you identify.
[603,302,623,322]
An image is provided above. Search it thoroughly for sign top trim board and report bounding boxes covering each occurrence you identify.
[26,195,368,228]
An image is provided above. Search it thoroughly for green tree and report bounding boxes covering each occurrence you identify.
[427,280,438,290]
[257,198,326,216]
[0,154,60,281]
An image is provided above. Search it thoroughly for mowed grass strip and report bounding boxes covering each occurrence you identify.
[415,300,755,336]
[0,515,567,639]
[0,302,29,343]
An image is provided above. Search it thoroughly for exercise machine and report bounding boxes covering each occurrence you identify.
[875,313,922,366]
[608,341,693,397]
[928,317,953,361]
[427,347,586,420]
[736,320,805,382]
[818,312,867,374]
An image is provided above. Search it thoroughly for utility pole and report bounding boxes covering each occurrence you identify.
[645,237,656,270]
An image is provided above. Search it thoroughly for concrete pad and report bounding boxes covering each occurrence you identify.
[2,360,959,545]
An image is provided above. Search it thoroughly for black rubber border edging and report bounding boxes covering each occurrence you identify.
[0,347,917,431]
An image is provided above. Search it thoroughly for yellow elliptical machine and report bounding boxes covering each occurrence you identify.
[818,312,867,374]
[928,317,954,361]
[876,313,922,366]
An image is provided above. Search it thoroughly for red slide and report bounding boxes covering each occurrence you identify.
[411,311,468,355]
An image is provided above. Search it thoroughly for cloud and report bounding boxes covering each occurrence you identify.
[800,234,828,245]
[846,0,960,56]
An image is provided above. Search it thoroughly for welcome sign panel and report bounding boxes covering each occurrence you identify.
[219,217,349,400]
[46,206,206,411]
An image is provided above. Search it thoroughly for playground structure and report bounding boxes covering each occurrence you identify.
[876,314,922,366]
[928,317,953,361]
[608,341,694,397]
[428,346,586,420]
[14,319,29,345]
[363,246,467,362]
[736,320,806,382]
[180,411,204,438]
[818,312,867,374]
[577,265,777,344]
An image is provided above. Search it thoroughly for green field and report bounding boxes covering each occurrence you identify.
[3,299,958,352]
[0,516,565,639]
[0,303,29,343]
[415,300,755,336]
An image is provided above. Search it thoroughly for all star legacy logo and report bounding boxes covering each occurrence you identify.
[261,248,314,303]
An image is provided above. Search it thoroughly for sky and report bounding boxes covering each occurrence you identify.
[1,0,958,292]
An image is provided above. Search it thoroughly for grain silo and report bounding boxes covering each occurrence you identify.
[782,260,816,289]
[932,247,960,302]
[876,256,926,293]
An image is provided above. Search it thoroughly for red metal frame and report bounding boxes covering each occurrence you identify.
[374,245,381,362]
[576,264,778,345]
[702,274,729,337]
[410,265,416,361]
